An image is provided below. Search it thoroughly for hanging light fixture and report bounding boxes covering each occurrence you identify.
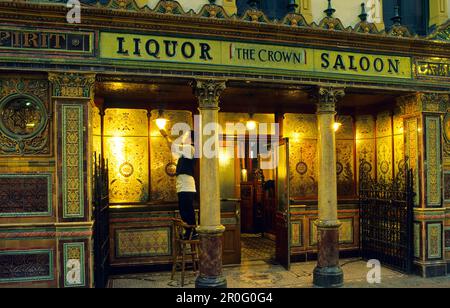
[246,113,257,131]
[156,109,168,130]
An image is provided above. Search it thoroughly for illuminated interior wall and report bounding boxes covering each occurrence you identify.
[336,115,356,197]
[219,113,276,135]
[92,104,102,162]
[219,140,238,199]
[356,112,405,184]
[284,113,319,199]
[285,114,356,199]
[218,113,276,199]
[355,115,376,184]
[393,111,405,177]
[149,110,193,202]
[104,109,149,203]
[376,111,394,181]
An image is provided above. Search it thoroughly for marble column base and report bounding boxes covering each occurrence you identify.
[313,265,344,288]
[313,222,343,288]
[195,231,227,288]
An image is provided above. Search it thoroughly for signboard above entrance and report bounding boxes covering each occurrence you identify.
[100,32,412,80]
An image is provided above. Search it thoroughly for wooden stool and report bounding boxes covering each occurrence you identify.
[171,219,200,287]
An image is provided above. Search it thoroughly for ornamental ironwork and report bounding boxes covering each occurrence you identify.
[359,157,415,273]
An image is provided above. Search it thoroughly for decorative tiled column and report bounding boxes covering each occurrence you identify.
[193,79,227,288]
[398,92,449,277]
[49,72,96,288]
[313,86,345,288]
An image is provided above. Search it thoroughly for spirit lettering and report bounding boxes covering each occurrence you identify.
[321,52,401,75]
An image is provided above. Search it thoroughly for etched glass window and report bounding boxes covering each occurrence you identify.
[0,95,46,139]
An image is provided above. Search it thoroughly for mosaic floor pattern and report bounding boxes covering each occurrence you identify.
[108,258,450,288]
[241,234,275,262]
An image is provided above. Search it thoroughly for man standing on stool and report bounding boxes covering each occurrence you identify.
[160,129,198,240]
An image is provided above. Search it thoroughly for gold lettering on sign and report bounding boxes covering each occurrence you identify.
[416,58,450,79]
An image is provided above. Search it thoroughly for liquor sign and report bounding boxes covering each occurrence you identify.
[100,31,412,80]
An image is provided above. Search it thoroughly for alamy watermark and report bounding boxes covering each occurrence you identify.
[66,0,81,24]
[366,259,382,284]
[166,118,280,170]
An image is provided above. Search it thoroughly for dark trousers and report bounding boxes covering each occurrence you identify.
[178,192,197,238]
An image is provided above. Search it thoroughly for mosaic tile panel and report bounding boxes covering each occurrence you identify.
[425,116,441,207]
[405,118,420,206]
[445,229,450,250]
[63,242,85,288]
[291,221,303,247]
[62,105,84,218]
[414,222,421,258]
[0,249,53,283]
[427,223,443,259]
[116,228,171,258]
[445,172,450,201]
[0,77,51,156]
[0,173,52,217]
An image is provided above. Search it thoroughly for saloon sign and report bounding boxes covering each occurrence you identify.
[100,32,411,79]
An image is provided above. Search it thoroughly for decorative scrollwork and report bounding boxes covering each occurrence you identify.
[359,156,411,196]
[192,79,226,110]
[0,77,50,156]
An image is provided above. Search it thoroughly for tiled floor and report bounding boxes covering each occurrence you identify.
[241,234,275,262]
[108,258,450,288]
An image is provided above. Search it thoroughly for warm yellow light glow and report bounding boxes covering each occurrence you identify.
[292,132,301,143]
[246,120,257,131]
[219,148,231,165]
[156,118,168,130]
[111,137,126,178]
[334,122,342,132]
[241,169,248,182]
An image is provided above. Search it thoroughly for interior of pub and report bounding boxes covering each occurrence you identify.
[93,77,407,270]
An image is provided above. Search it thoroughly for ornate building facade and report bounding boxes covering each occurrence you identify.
[0,0,448,288]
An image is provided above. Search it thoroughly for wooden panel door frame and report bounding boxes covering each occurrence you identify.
[275,138,291,270]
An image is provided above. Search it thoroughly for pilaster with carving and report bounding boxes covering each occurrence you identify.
[49,72,96,288]
[397,92,448,277]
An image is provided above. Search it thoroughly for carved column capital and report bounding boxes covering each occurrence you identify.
[397,93,449,115]
[313,87,345,114]
[192,79,226,110]
[48,72,96,99]
[419,93,448,113]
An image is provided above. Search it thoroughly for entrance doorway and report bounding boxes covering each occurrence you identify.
[219,129,290,266]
